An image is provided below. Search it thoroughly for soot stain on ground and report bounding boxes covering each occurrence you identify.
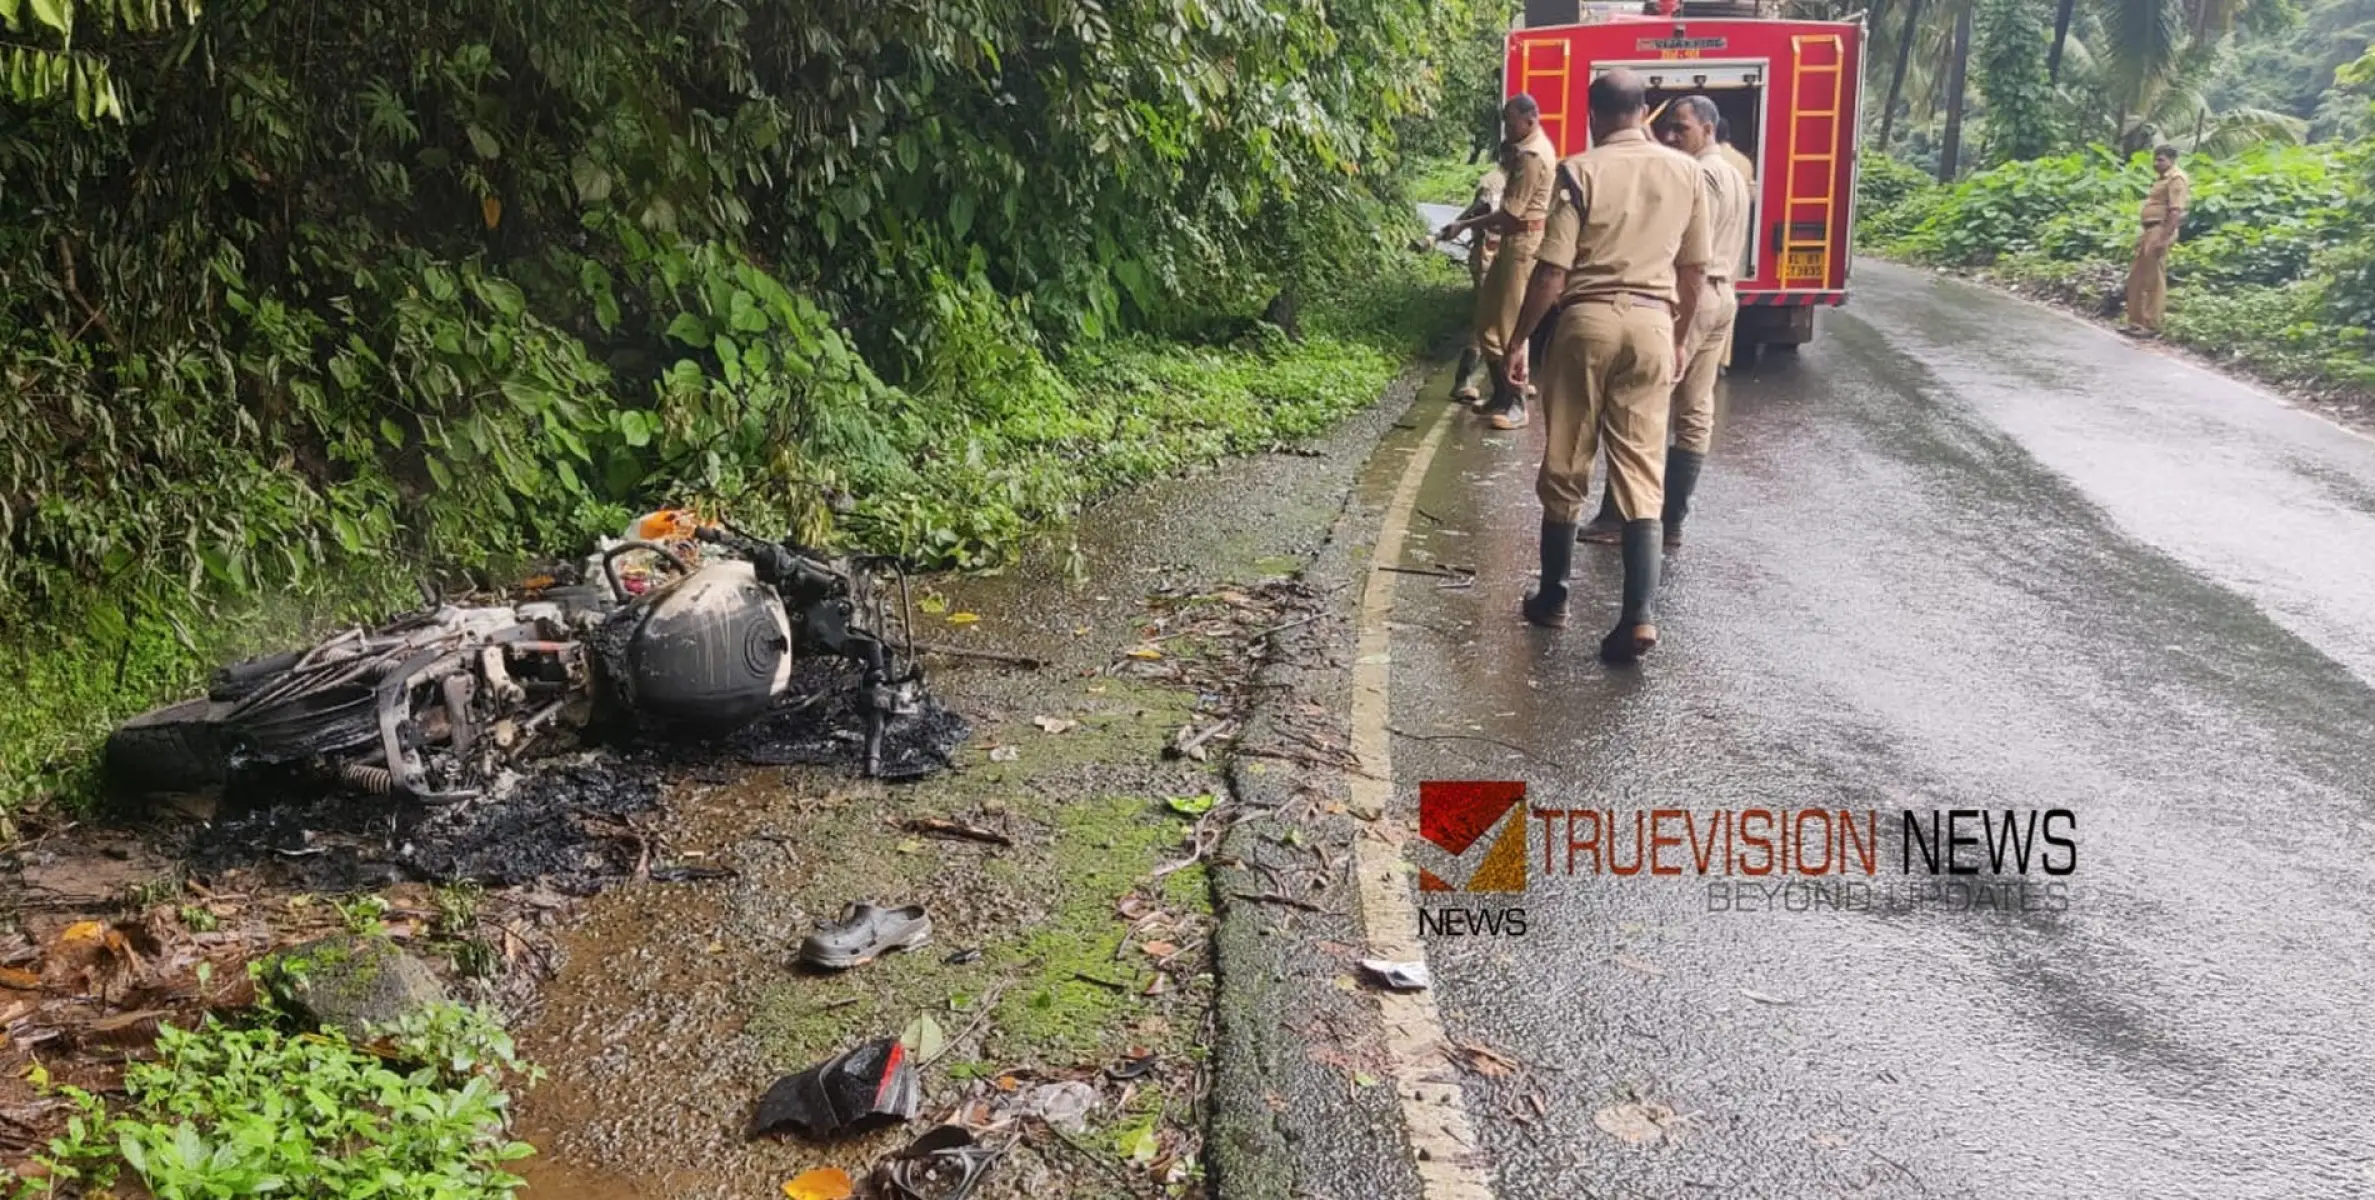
[183,672,970,894]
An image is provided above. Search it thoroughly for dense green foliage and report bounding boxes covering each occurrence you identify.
[1865,0,2351,175]
[2212,0,2375,140]
[1975,0,2066,162]
[0,0,1496,809]
[1858,118,2375,391]
[17,1004,536,1198]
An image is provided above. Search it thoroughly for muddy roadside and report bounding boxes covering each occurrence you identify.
[497,361,1453,1199]
[0,352,1458,1197]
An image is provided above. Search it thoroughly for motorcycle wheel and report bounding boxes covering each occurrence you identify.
[104,697,230,796]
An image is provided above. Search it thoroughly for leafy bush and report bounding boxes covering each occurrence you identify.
[1856,152,1937,221]
[0,0,1498,809]
[18,1007,536,1199]
[1874,145,2353,271]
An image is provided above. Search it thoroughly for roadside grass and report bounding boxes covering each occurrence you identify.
[0,252,1467,818]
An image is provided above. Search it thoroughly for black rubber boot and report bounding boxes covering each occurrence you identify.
[1522,520,1575,628]
[1452,348,1485,403]
[1599,519,1662,665]
[1661,448,1705,548]
[1478,367,1517,424]
[1577,485,1624,544]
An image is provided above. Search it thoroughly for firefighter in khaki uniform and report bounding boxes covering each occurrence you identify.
[1436,160,1509,403]
[1504,69,1710,666]
[1471,94,1560,430]
[1581,95,1749,549]
[2124,145,2189,336]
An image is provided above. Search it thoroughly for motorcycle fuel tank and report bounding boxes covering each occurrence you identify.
[612,560,793,729]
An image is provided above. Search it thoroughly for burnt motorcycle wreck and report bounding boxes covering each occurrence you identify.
[106,518,963,804]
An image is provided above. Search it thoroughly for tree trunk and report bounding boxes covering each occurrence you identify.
[2048,0,2076,81]
[1879,0,1928,149]
[1938,4,1972,181]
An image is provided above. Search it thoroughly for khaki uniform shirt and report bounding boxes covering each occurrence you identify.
[1535,128,1712,306]
[1498,129,1560,250]
[2141,166,2190,228]
[1696,144,1753,283]
[1717,142,1756,190]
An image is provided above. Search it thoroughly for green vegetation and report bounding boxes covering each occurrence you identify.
[15,1004,536,1198]
[1858,118,2375,392]
[0,0,1497,811]
[1408,156,1493,207]
[1861,0,2361,177]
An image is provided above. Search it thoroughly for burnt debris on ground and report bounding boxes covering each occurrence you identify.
[180,667,965,893]
[185,758,668,894]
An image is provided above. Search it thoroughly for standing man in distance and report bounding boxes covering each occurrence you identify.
[1581,94,1749,550]
[1470,94,1560,431]
[1504,69,1710,666]
[2123,145,2189,337]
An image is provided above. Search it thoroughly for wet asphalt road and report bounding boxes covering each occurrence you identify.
[1385,261,2375,1198]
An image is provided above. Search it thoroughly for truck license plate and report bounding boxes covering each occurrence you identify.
[1784,249,1825,281]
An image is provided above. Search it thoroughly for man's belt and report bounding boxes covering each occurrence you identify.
[1573,290,1675,313]
[2141,218,2164,227]
[1513,218,1545,233]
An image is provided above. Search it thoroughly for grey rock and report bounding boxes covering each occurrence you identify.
[264,934,450,1037]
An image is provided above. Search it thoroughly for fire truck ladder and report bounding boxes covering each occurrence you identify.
[1781,33,1845,287]
[1517,37,1573,151]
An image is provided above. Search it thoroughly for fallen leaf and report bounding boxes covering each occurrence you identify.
[948,611,981,625]
[1165,793,1216,817]
[1033,715,1079,734]
[1353,1072,1381,1088]
[0,967,39,991]
[988,745,1020,763]
[919,594,950,615]
[1140,941,1179,959]
[781,1167,854,1200]
[896,839,926,855]
[995,1074,1019,1092]
[1116,1121,1161,1166]
[1741,988,1791,1006]
[1124,646,1164,660]
[901,1014,946,1061]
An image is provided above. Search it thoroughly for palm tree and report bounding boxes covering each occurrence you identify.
[2050,0,2078,80]
[1938,4,1974,178]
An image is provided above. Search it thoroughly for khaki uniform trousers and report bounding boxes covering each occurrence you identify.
[2126,229,2169,330]
[1537,297,1676,525]
[1473,228,1544,362]
[1671,280,1736,454]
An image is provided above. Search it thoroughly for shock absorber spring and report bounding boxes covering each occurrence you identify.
[337,762,395,795]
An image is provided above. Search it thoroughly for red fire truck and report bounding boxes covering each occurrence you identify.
[1505,3,1866,359]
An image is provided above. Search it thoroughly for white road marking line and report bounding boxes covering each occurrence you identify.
[1347,392,1497,1200]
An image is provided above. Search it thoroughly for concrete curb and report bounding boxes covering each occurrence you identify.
[1207,360,1453,1200]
